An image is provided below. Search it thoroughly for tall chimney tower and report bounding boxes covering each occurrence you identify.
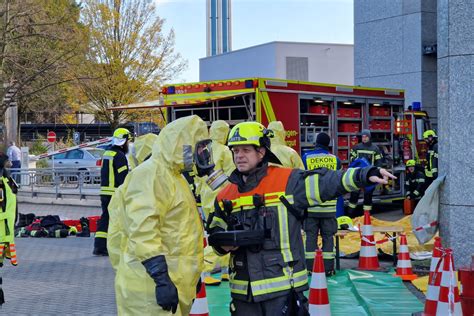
[206,0,232,56]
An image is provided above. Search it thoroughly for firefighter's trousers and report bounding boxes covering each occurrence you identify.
[94,195,111,252]
[348,188,374,217]
[304,217,337,273]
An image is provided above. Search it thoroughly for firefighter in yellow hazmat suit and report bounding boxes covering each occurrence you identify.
[267,121,304,169]
[126,133,159,170]
[199,120,235,285]
[108,133,159,271]
[108,116,209,315]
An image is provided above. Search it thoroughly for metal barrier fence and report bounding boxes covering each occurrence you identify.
[9,167,101,199]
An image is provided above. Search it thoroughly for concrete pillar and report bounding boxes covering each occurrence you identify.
[4,105,18,145]
[437,0,474,267]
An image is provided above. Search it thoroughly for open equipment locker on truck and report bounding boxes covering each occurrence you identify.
[113,77,432,202]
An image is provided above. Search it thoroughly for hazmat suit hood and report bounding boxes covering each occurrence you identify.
[134,133,158,163]
[210,120,229,145]
[268,121,286,146]
[152,115,209,173]
[128,133,158,168]
[266,121,304,169]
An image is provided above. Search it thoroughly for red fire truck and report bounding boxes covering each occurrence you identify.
[115,77,431,201]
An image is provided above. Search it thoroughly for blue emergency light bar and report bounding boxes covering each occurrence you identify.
[167,86,175,94]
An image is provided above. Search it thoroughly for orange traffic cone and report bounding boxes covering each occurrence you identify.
[190,276,209,316]
[394,233,417,281]
[308,249,331,316]
[435,249,462,315]
[423,237,443,315]
[358,210,380,270]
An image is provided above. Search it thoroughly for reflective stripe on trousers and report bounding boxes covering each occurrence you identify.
[229,270,308,297]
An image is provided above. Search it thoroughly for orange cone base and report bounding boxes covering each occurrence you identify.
[355,257,388,271]
[393,272,418,281]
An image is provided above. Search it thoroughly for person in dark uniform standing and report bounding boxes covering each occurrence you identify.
[301,132,340,276]
[404,159,426,200]
[423,130,438,188]
[93,128,130,256]
[347,129,383,217]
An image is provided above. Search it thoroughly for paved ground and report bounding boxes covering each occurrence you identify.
[1,203,111,315]
[0,202,422,315]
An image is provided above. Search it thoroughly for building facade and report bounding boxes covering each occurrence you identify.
[354,0,437,127]
[200,41,354,85]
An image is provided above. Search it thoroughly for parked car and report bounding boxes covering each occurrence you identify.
[47,148,104,183]
[47,148,104,169]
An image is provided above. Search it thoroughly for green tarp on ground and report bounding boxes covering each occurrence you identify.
[206,269,423,315]
[327,269,423,315]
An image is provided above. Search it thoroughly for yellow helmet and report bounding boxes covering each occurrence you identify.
[423,130,437,139]
[406,159,416,167]
[228,122,281,164]
[228,122,266,147]
[337,216,354,230]
[112,127,131,146]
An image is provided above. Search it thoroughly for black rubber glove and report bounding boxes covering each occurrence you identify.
[142,255,179,314]
[366,167,382,180]
[196,277,202,295]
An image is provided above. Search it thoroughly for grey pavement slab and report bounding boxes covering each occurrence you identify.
[1,237,116,315]
[1,203,111,315]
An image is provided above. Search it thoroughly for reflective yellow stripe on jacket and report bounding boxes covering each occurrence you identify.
[425,150,438,178]
[305,153,338,215]
[0,177,17,244]
[100,150,117,195]
[353,149,379,164]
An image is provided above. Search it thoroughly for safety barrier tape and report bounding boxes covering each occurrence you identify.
[412,221,438,232]
[35,137,113,160]
[358,223,398,245]
[431,247,457,314]
[361,234,397,245]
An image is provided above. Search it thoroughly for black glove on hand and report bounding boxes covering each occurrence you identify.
[196,277,202,295]
[367,167,382,180]
[142,255,179,314]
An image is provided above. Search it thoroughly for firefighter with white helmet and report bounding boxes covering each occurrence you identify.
[93,127,131,256]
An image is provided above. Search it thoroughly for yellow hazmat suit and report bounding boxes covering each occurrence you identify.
[126,133,159,170]
[268,121,304,169]
[199,120,234,284]
[108,116,207,315]
[108,133,158,271]
[200,120,234,217]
